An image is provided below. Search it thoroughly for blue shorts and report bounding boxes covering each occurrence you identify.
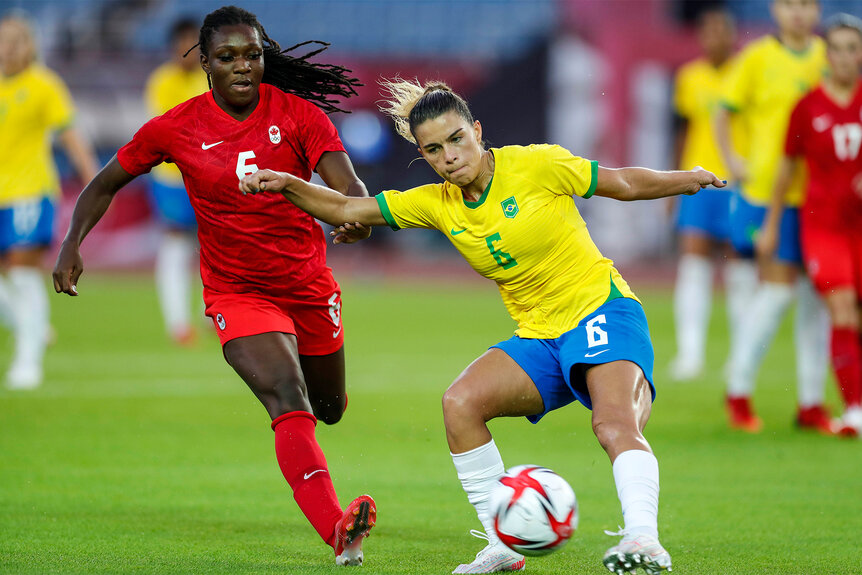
[148,179,196,230]
[0,196,55,253]
[492,297,656,423]
[676,187,732,241]
[729,191,801,264]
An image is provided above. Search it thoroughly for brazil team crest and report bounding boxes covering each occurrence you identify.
[501,196,519,219]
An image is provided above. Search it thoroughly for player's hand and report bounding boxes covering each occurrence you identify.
[331,222,371,244]
[726,154,748,184]
[239,169,292,195]
[686,167,726,195]
[52,240,84,296]
[755,221,779,262]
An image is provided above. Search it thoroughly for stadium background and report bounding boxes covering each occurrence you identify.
[3,2,862,574]
[5,0,862,272]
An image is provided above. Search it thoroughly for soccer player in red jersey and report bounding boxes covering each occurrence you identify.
[52,6,376,565]
[758,14,862,437]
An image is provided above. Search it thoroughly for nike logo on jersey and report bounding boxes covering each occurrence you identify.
[201,141,225,150]
[332,324,343,338]
[584,349,609,358]
[450,228,467,236]
[304,469,326,480]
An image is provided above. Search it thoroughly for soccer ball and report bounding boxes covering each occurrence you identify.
[489,465,578,556]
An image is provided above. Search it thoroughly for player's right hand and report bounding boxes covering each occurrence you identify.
[52,241,83,296]
[727,154,748,184]
[755,222,778,262]
[239,169,292,195]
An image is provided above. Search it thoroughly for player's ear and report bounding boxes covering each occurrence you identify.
[473,120,483,144]
[200,53,210,75]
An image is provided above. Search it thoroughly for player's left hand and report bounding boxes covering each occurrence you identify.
[239,169,292,195]
[688,166,726,195]
[331,222,371,244]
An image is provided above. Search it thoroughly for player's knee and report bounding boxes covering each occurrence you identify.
[442,384,478,423]
[591,416,635,451]
[313,397,345,425]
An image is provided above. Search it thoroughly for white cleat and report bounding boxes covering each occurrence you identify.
[832,406,862,438]
[452,531,525,574]
[603,532,672,575]
[5,362,42,390]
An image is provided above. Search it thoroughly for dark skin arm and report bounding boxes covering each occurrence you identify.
[315,151,372,243]
[52,156,136,295]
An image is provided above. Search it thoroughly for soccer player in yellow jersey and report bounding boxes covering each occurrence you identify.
[715,0,832,433]
[240,79,724,575]
[669,6,752,381]
[144,18,209,345]
[0,13,97,389]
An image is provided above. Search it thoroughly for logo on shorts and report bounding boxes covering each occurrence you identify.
[501,196,519,219]
[269,125,281,144]
[216,313,226,330]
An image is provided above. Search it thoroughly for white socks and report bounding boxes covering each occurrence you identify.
[7,266,48,379]
[451,439,508,548]
[724,259,758,350]
[155,233,195,338]
[612,449,660,539]
[727,282,794,397]
[794,276,829,408]
[672,254,713,371]
[0,274,16,329]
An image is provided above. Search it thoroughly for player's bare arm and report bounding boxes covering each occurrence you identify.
[756,155,796,261]
[315,151,373,243]
[240,169,386,230]
[714,106,748,182]
[53,157,136,296]
[594,165,725,201]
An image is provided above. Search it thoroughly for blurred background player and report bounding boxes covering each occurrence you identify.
[758,14,862,437]
[240,79,725,575]
[668,4,751,381]
[144,18,209,345]
[53,6,375,565]
[715,0,832,432]
[0,12,98,389]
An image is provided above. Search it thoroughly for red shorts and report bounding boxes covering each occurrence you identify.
[801,223,862,299]
[203,268,344,355]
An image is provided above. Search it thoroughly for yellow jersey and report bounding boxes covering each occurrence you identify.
[721,35,826,206]
[376,144,638,339]
[0,64,74,206]
[674,56,746,176]
[144,62,209,185]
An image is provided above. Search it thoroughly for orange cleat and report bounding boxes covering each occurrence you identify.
[334,495,376,566]
[726,396,763,433]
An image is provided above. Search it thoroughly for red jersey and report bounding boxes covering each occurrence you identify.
[117,83,345,293]
[785,82,862,229]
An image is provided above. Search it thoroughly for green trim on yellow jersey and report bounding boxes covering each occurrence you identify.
[376,193,399,230]
[583,161,598,198]
[604,274,625,304]
[463,176,494,209]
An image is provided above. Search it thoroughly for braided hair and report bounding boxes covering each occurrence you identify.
[197,5,360,114]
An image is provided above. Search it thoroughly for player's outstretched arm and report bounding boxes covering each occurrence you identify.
[240,169,386,230]
[53,157,136,296]
[594,166,725,202]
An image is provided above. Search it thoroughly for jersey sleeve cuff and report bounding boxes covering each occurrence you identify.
[582,160,598,199]
[375,193,400,230]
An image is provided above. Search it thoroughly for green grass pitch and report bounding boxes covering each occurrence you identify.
[1,274,860,574]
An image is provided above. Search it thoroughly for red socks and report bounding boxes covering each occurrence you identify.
[272,411,343,547]
[830,327,862,408]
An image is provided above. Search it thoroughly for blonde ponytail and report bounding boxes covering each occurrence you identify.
[378,77,463,144]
